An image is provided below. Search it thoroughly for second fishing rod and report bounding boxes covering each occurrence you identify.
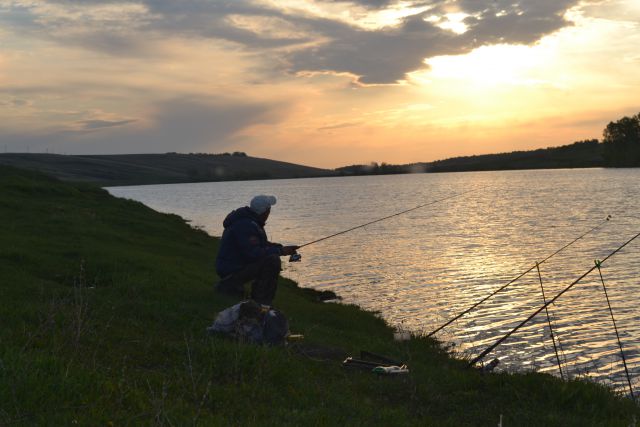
[426,214,613,338]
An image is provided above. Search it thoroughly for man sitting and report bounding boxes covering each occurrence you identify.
[215,195,298,306]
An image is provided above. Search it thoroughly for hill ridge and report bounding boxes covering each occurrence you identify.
[0,152,332,186]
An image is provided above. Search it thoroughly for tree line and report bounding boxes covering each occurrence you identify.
[602,112,640,167]
[336,111,640,175]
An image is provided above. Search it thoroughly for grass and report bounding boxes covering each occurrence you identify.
[0,165,638,426]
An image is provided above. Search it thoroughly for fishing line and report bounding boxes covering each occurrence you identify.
[468,228,640,368]
[535,261,565,380]
[545,295,570,377]
[426,215,612,338]
[295,187,484,250]
[594,260,635,402]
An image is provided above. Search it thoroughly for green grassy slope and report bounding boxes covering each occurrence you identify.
[0,165,637,426]
[0,153,332,186]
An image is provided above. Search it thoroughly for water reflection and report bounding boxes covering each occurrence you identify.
[108,169,640,393]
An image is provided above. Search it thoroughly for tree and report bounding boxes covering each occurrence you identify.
[602,112,640,167]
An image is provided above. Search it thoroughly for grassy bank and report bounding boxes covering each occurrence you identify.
[0,165,637,426]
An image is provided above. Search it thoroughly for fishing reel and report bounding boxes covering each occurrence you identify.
[289,253,302,262]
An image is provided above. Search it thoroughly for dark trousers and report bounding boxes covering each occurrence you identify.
[218,255,282,305]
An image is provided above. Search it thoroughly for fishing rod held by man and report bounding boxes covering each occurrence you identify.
[215,195,299,306]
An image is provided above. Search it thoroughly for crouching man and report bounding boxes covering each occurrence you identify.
[215,195,298,306]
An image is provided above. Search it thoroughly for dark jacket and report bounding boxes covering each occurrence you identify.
[216,207,283,277]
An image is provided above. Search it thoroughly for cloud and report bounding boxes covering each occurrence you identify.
[0,2,163,57]
[139,0,582,83]
[461,0,579,44]
[138,97,284,150]
[69,31,154,57]
[0,98,31,107]
[77,119,137,130]
[286,12,459,84]
[284,0,582,83]
[1,0,584,84]
[0,97,287,154]
[318,121,362,131]
[323,0,400,8]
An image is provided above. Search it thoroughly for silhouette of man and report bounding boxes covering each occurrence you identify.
[215,195,298,306]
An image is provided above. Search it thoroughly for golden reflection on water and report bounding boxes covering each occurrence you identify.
[108,169,640,392]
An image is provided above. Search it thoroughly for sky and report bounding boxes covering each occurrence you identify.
[0,0,639,168]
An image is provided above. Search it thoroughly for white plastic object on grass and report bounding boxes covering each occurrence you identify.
[371,365,409,375]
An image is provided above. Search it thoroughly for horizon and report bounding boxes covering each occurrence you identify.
[0,137,601,171]
[0,1,638,168]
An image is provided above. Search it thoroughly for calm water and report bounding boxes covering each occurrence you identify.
[108,169,640,392]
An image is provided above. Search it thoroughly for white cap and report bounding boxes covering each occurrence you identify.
[250,195,277,215]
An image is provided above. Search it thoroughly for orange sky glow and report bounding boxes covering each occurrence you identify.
[0,0,638,168]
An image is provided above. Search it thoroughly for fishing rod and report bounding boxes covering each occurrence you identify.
[295,187,484,252]
[425,215,612,338]
[594,260,635,401]
[535,261,565,380]
[468,228,640,368]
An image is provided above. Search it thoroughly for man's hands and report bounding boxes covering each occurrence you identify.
[281,245,299,256]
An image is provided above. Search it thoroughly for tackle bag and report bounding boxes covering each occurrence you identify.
[206,300,289,346]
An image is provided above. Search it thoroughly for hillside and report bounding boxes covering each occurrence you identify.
[0,152,332,186]
[1,165,638,425]
[427,140,604,173]
[337,140,604,176]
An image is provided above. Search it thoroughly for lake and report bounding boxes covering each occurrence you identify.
[107,168,640,392]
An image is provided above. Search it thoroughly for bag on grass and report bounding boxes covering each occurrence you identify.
[207,300,289,346]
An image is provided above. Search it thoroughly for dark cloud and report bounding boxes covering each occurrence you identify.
[1,0,312,55]
[0,3,43,31]
[318,121,362,131]
[0,98,31,107]
[70,32,153,57]
[286,12,459,84]
[453,0,577,16]
[461,0,578,44]
[0,97,286,154]
[11,99,30,107]
[136,97,284,152]
[78,119,137,130]
[323,0,400,8]
[285,0,580,83]
[2,0,583,83]
[0,3,138,56]
[141,1,313,49]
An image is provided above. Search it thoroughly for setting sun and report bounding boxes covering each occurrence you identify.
[425,44,548,88]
